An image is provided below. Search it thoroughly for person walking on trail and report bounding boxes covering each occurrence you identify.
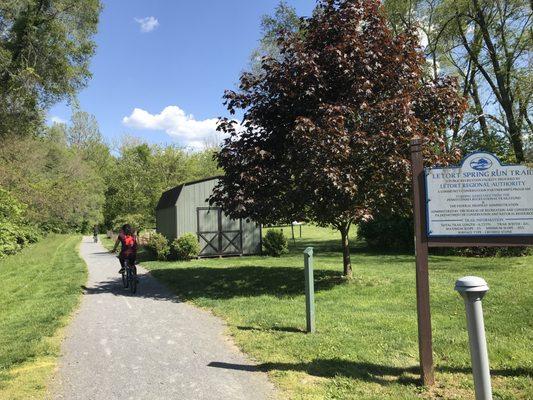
[111,224,138,274]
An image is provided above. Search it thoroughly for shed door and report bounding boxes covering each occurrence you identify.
[197,207,242,256]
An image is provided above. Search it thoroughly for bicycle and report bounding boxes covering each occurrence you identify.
[121,258,138,294]
[93,234,98,243]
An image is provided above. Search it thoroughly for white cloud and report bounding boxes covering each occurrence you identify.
[122,105,227,150]
[134,16,159,33]
[50,116,67,124]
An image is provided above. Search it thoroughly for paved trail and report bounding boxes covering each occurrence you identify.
[49,237,275,400]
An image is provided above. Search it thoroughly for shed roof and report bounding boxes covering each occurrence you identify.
[155,176,222,210]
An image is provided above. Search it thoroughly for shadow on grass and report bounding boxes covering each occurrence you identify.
[236,325,306,333]
[288,238,348,254]
[437,365,533,377]
[209,359,420,386]
[287,237,417,261]
[150,266,345,300]
[135,248,154,263]
[90,250,155,265]
[81,265,343,302]
[208,359,532,386]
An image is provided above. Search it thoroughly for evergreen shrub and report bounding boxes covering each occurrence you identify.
[263,229,289,257]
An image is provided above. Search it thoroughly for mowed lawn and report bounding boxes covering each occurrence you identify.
[137,226,532,399]
[0,235,86,400]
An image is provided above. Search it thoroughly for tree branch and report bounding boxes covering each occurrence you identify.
[454,13,503,104]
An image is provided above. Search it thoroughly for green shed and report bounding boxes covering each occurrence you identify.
[155,177,262,257]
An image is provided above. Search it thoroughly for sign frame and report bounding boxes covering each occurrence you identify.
[409,138,533,387]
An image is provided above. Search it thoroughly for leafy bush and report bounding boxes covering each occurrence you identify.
[145,232,170,260]
[18,225,42,244]
[358,214,414,251]
[0,223,41,258]
[0,187,25,221]
[0,188,41,258]
[0,221,22,257]
[263,229,289,257]
[172,233,201,260]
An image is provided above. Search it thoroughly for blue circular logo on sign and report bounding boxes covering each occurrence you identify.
[470,157,492,171]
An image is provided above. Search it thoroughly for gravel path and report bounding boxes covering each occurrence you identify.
[49,237,276,400]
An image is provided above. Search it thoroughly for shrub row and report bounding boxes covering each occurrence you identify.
[145,232,201,261]
[144,229,290,260]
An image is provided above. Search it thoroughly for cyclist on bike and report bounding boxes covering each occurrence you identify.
[111,224,137,274]
[93,224,99,243]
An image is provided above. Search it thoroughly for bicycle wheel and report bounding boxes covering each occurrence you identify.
[122,260,128,288]
[129,267,137,294]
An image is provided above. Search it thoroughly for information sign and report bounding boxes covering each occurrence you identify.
[425,152,533,237]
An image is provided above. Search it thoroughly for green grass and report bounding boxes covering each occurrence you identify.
[0,235,87,400]
[129,226,531,399]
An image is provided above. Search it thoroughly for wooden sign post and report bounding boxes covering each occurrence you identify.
[410,138,435,386]
[409,137,533,386]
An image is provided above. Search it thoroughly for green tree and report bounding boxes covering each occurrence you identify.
[104,143,157,229]
[0,135,105,232]
[66,108,114,179]
[384,0,532,162]
[68,108,102,149]
[452,0,532,162]
[104,140,222,230]
[43,121,68,144]
[0,0,102,137]
[249,1,301,76]
[185,147,222,181]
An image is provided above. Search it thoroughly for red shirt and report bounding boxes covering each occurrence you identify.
[118,231,137,258]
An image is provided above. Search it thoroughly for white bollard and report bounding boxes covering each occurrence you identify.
[455,276,492,400]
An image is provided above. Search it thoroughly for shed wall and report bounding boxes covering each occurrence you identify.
[175,179,217,236]
[242,220,261,255]
[156,207,177,241]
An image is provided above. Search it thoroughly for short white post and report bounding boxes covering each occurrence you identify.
[455,276,492,400]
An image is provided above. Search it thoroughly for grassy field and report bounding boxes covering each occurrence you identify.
[0,235,86,400]
[107,227,532,399]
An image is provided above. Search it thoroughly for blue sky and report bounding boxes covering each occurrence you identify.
[48,0,315,149]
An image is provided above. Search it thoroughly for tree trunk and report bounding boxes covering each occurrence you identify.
[469,76,490,142]
[340,224,352,279]
[504,108,525,162]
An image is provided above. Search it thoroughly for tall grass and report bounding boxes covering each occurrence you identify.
[0,235,86,400]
